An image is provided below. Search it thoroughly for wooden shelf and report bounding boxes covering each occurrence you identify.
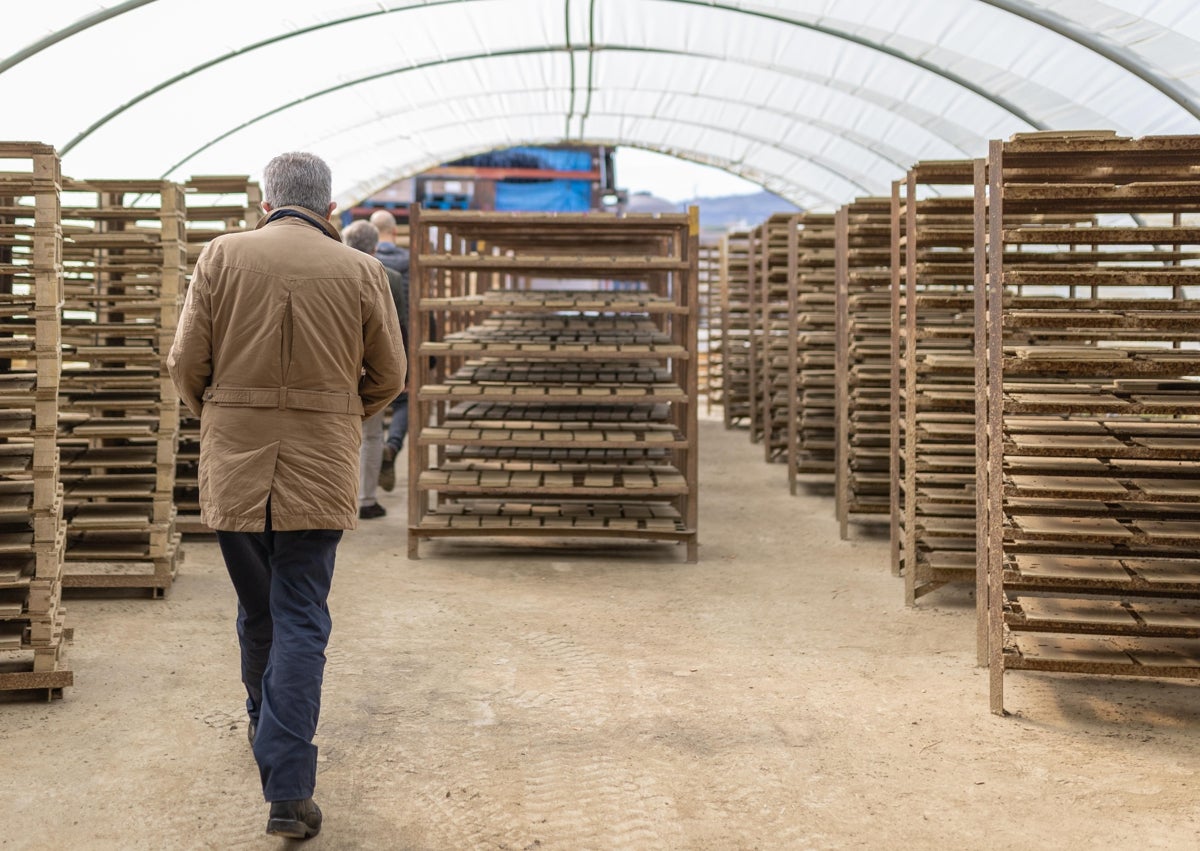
[407,207,699,560]
[889,161,980,610]
[719,231,752,428]
[835,198,893,537]
[786,214,837,490]
[0,142,72,699]
[699,241,723,414]
[980,133,1200,715]
[757,214,800,463]
[55,177,185,594]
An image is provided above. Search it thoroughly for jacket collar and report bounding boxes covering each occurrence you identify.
[257,205,341,241]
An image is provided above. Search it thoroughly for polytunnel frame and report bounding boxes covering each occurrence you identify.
[4,0,1200,206]
[48,0,1053,161]
[327,107,867,210]
[153,42,981,204]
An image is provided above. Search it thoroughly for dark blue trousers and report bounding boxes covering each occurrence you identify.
[385,391,409,452]
[216,507,342,802]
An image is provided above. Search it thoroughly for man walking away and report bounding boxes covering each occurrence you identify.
[168,152,405,840]
[343,219,408,519]
[368,209,411,491]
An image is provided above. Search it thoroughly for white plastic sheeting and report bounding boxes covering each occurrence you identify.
[2,0,1199,210]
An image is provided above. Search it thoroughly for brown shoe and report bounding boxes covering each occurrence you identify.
[266,798,322,839]
[379,444,397,492]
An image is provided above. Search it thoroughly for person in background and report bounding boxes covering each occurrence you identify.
[343,218,408,519]
[167,152,406,840]
[368,209,411,492]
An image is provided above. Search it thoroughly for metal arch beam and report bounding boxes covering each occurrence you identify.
[340,134,812,209]
[21,0,1200,152]
[346,132,825,210]
[0,0,157,76]
[977,0,1200,123]
[304,82,916,207]
[157,44,982,182]
[46,0,1052,155]
[56,0,469,155]
[173,103,866,208]
[416,108,875,199]
[659,0,1047,130]
[301,81,915,178]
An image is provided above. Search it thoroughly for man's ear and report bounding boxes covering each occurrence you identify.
[327,201,337,220]
[261,201,273,214]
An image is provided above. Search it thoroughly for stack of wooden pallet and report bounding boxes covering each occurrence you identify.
[699,240,723,414]
[57,178,185,595]
[408,209,699,561]
[786,213,837,492]
[745,225,767,444]
[890,162,981,604]
[720,230,752,428]
[0,142,72,698]
[979,132,1200,713]
[761,214,800,464]
[174,175,262,534]
[835,198,893,536]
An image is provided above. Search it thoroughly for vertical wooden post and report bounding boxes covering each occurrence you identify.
[834,205,850,539]
[903,172,920,606]
[972,158,990,667]
[685,207,700,562]
[785,217,801,495]
[407,204,426,559]
[888,180,903,577]
[983,146,1007,715]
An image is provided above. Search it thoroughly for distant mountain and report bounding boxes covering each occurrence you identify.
[623,189,800,234]
[624,192,680,214]
[683,190,800,234]
[619,189,796,235]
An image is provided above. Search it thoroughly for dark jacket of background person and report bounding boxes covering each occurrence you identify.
[375,236,438,372]
[384,265,408,348]
[375,240,410,278]
[167,206,406,532]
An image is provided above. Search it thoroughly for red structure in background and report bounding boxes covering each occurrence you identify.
[342,144,622,226]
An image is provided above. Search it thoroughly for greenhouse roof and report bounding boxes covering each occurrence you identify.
[4,0,1200,210]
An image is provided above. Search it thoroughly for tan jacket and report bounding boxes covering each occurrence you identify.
[167,207,406,531]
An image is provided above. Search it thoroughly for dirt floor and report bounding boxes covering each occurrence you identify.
[3,411,1199,850]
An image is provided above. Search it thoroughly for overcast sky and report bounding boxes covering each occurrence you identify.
[614,147,763,203]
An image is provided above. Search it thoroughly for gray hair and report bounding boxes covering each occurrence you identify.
[368,208,398,236]
[262,152,332,215]
[342,219,380,254]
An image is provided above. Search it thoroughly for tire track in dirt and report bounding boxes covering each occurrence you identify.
[417,743,536,851]
[152,717,268,850]
[513,630,685,850]
[335,686,537,849]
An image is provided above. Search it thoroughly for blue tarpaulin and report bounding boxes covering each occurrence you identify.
[495,179,592,211]
[453,146,594,173]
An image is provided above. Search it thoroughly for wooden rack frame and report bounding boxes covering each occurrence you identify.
[835,198,892,537]
[0,141,72,698]
[699,240,723,414]
[889,163,980,606]
[57,178,185,595]
[746,225,767,444]
[720,230,751,429]
[786,213,837,494]
[761,214,801,464]
[979,133,1200,714]
[407,208,700,561]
